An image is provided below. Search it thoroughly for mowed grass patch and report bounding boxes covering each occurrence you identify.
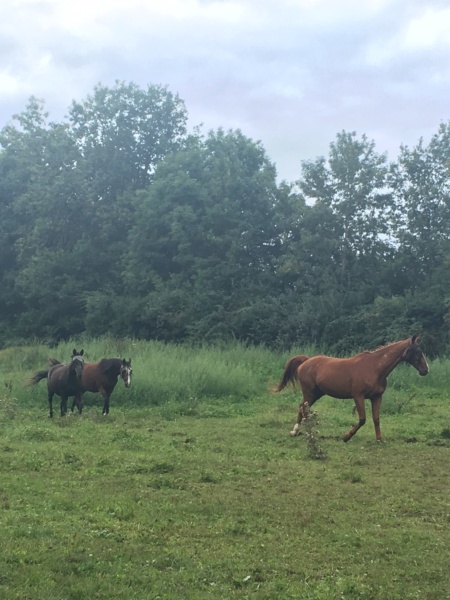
[0,339,449,599]
[0,404,449,599]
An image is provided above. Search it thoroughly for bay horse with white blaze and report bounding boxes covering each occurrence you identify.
[68,356,133,415]
[276,336,429,442]
[28,349,85,417]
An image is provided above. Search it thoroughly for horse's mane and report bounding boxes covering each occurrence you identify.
[99,358,122,375]
[364,339,407,354]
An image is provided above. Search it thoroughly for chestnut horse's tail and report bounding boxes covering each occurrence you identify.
[275,355,310,392]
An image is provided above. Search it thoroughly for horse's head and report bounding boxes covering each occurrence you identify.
[403,336,429,376]
[120,358,133,388]
[71,348,85,380]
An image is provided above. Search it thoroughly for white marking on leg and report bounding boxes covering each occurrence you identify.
[290,423,300,437]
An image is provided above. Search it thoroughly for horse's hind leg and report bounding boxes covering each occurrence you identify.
[290,390,321,437]
[343,396,366,442]
[94,386,111,416]
[48,392,54,418]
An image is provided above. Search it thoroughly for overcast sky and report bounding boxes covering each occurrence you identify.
[1,0,449,182]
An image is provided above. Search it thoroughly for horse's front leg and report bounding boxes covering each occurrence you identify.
[71,395,83,415]
[343,396,366,442]
[60,396,68,417]
[370,395,383,441]
[101,389,110,415]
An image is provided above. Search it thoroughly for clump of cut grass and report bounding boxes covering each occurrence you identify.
[302,402,327,460]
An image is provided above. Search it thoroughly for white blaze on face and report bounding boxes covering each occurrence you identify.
[122,368,132,387]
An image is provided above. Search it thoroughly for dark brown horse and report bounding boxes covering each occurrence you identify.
[66,356,133,415]
[28,349,85,417]
[276,336,429,442]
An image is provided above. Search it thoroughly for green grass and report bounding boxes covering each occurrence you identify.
[0,339,449,599]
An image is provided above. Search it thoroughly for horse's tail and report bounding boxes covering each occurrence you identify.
[275,355,310,392]
[26,357,62,387]
[27,369,49,386]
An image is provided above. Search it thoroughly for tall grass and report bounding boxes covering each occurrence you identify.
[2,337,446,418]
[2,338,290,417]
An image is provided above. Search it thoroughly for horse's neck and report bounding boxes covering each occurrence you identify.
[369,340,408,379]
[101,358,120,375]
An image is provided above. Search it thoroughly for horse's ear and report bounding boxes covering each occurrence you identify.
[411,335,419,345]
[129,358,131,364]
[80,349,84,356]
[122,358,126,365]
[72,348,77,356]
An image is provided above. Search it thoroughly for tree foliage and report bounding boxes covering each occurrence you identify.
[0,84,449,355]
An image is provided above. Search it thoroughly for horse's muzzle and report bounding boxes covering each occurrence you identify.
[419,368,429,376]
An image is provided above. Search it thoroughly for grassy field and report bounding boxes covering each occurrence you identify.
[0,338,449,599]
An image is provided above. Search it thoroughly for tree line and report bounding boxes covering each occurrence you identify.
[0,81,449,356]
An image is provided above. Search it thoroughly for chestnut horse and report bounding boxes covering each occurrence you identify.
[276,336,429,442]
[28,349,85,417]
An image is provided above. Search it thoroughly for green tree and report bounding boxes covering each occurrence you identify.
[299,131,393,291]
[387,122,450,351]
[0,98,93,340]
[69,81,188,197]
[277,131,395,351]
[117,129,284,345]
[390,123,450,283]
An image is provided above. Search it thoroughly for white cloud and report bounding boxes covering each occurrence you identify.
[364,5,450,66]
[1,0,449,180]
[403,6,450,51]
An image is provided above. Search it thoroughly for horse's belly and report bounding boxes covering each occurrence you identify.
[319,384,352,400]
[315,376,353,399]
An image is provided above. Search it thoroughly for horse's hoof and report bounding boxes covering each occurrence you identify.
[342,435,350,442]
[289,430,299,437]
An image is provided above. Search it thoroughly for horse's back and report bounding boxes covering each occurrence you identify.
[298,355,361,399]
[81,363,102,392]
[82,360,119,393]
[298,354,343,372]
[47,363,67,389]
[47,363,81,396]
